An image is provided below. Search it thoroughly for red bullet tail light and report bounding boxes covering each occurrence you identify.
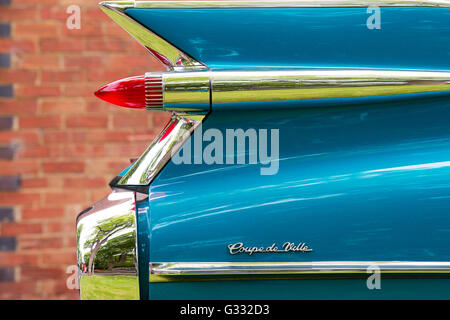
[94,74,163,110]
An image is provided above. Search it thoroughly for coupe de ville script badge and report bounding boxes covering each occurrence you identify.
[228,242,313,255]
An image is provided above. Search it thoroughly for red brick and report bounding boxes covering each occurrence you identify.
[152,112,172,127]
[20,236,64,250]
[41,251,76,265]
[19,116,61,129]
[44,221,75,233]
[63,84,97,97]
[0,101,37,115]
[20,266,65,281]
[0,131,40,144]
[87,70,131,82]
[0,193,40,206]
[0,252,39,267]
[61,23,102,38]
[0,8,36,21]
[17,145,60,158]
[40,39,83,52]
[40,7,70,20]
[108,55,157,69]
[43,161,85,173]
[0,70,37,83]
[84,7,111,22]
[126,131,159,142]
[12,0,58,5]
[0,1,166,300]
[0,282,36,297]
[17,85,60,97]
[63,145,105,157]
[85,130,132,143]
[104,23,132,38]
[85,39,127,52]
[1,222,42,236]
[58,0,99,8]
[90,189,109,203]
[41,70,84,83]
[0,161,39,174]
[86,99,119,113]
[0,39,36,53]
[14,23,61,38]
[107,160,129,173]
[43,131,85,144]
[105,143,147,157]
[87,129,158,143]
[21,177,49,188]
[17,146,49,158]
[64,56,104,69]
[22,207,64,220]
[17,54,60,69]
[40,98,85,114]
[113,115,149,128]
[66,115,107,128]
[43,192,88,205]
[64,177,106,188]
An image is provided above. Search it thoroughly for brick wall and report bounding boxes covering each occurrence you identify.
[0,0,170,299]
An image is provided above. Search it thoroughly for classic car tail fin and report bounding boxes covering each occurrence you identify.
[96,2,450,113]
[99,1,208,71]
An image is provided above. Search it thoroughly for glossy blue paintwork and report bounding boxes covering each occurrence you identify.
[135,195,150,300]
[150,278,450,300]
[127,7,450,71]
[121,7,450,299]
[149,95,450,263]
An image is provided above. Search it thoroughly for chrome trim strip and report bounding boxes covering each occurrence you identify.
[150,261,450,278]
[147,69,450,110]
[210,69,450,106]
[162,71,211,113]
[135,0,450,8]
[99,1,208,71]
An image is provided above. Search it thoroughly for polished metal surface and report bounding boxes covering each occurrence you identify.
[99,1,208,71]
[210,69,450,107]
[145,73,163,110]
[117,113,205,186]
[162,71,211,112]
[142,69,450,110]
[145,71,211,112]
[150,261,450,280]
[76,189,139,299]
[134,1,450,8]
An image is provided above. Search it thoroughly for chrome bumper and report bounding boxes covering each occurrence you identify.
[76,189,139,300]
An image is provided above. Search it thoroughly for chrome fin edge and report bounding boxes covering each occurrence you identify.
[99,1,208,71]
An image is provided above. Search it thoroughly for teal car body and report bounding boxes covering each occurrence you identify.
[76,1,450,300]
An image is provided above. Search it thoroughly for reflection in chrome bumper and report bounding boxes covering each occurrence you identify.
[76,189,139,300]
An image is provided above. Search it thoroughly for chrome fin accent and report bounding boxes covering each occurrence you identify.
[117,112,205,186]
[99,1,208,71]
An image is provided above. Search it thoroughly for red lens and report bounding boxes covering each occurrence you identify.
[94,75,146,109]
